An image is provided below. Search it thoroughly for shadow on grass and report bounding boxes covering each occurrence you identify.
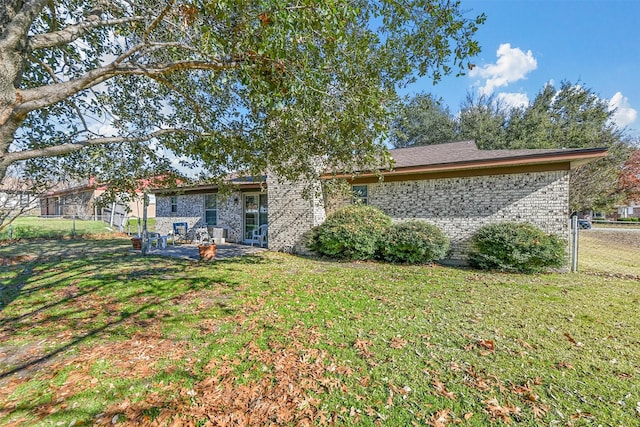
[0,239,268,380]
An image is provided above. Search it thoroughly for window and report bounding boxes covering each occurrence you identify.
[18,193,30,207]
[170,196,178,214]
[205,194,217,225]
[352,185,368,205]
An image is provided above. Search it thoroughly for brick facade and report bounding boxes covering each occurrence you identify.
[267,177,325,252]
[156,191,245,243]
[154,170,570,262]
[330,170,570,261]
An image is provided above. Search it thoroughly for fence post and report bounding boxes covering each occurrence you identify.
[570,216,579,272]
[72,214,77,238]
[8,224,13,240]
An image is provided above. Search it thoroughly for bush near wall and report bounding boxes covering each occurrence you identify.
[468,222,566,273]
[379,220,450,264]
[308,205,391,260]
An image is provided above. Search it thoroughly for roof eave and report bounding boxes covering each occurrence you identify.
[322,149,608,180]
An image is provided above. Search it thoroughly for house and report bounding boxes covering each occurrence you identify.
[614,200,640,219]
[0,177,40,216]
[153,141,607,262]
[40,178,156,227]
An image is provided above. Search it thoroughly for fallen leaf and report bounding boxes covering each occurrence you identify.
[390,336,407,349]
[432,379,455,400]
[478,340,495,351]
[563,332,577,344]
[427,408,451,427]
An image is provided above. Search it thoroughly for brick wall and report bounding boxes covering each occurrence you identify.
[329,170,570,262]
[267,177,325,252]
[155,192,244,242]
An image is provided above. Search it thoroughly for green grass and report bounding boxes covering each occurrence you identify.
[0,235,639,425]
[0,216,119,240]
[0,216,156,240]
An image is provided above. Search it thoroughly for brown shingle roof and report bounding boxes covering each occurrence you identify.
[387,140,606,169]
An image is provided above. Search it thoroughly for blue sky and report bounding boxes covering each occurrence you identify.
[404,0,639,137]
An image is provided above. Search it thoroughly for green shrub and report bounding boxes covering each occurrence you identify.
[379,220,449,264]
[617,217,639,222]
[309,205,391,260]
[468,222,566,273]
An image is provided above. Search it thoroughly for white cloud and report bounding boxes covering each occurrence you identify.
[608,92,637,128]
[496,92,530,109]
[470,43,538,95]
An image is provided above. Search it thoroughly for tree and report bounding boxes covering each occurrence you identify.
[507,82,619,150]
[390,93,456,148]
[456,92,509,149]
[0,0,485,189]
[506,82,630,212]
[618,148,640,203]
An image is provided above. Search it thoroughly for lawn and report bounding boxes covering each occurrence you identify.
[0,233,639,426]
[0,217,119,240]
[0,217,156,241]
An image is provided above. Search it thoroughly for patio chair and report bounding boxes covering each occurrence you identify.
[193,227,211,245]
[171,222,189,244]
[251,224,268,247]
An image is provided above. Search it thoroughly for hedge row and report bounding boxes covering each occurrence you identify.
[308,205,566,273]
[308,205,449,264]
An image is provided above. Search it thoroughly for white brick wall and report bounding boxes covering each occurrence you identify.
[155,170,570,262]
[155,192,244,242]
[350,171,570,260]
[267,177,325,252]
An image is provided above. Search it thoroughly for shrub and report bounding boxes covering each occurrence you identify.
[309,205,391,260]
[617,217,639,222]
[379,220,450,264]
[468,222,566,273]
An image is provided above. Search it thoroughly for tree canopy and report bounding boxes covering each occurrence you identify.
[391,81,635,212]
[389,93,456,148]
[0,0,485,192]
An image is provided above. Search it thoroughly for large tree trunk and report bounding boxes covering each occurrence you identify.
[0,0,39,182]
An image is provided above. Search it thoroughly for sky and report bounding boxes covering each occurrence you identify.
[403,0,640,137]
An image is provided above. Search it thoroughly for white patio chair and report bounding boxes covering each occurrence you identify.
[193,227,211,245]
[251,224,268,247]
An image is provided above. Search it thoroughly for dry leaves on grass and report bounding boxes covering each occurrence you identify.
[426,408,451,427]
[432,379,455,400]
[389,336,407,349]
[94,329,351,426]
[464,338,496,356]
[484,397,521,423]
[353,338,373,358]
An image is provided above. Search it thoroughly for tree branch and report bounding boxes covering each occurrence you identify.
[0,0,48,49]
[142,0,174,42]
[17,58,242,116]
[1,128,207,166]
[28,16,145,50]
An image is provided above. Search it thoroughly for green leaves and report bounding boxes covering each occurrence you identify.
[2,0,485,190]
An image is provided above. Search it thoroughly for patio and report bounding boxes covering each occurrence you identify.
[142,242,267,261]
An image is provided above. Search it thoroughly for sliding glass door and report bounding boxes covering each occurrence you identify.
[243,193,268,243]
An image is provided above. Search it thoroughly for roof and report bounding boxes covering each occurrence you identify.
[327,141,608,181]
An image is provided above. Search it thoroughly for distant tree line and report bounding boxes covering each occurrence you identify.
[390,81,638,213]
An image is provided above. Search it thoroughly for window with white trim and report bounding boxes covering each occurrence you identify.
[205,194,218,225]
[170,196,178,214]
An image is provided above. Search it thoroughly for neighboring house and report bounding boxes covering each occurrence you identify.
[0,177,40,216]
[40,179,156,226]
[153,141,607,263]
[614,200,640,219]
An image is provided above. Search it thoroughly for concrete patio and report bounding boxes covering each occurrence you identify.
[141,242,267,260]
